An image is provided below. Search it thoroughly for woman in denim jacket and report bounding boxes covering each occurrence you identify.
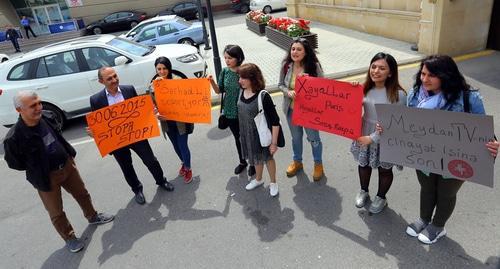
[403,55,499,244]
[278,38,324,181]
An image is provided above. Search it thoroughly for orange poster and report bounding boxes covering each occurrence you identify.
[153,78,211,123]
[86,95,160,157]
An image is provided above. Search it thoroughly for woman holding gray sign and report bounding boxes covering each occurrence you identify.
[403,55,499,244]
[238,63,281,197]
[351,52,406,214]
[151,57,194,184]
[278,38,325,181]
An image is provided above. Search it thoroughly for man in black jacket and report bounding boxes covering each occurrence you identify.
[5,25,21,52]
[88,67,174,205]
[3,90,114,253]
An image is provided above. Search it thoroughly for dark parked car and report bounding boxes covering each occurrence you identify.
[158,2,207,20]
[85,11,147,35]
[231,0,250,13]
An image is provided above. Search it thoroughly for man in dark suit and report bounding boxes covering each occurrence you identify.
[5,25,21,52]
[89,67,174,204]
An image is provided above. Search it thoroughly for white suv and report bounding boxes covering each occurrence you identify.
[0,34,206,128]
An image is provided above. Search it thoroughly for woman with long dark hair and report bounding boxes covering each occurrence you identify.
[351,52,406,214]
[404,55,498,244]
[278,38,324,181]
[151,56,195,184]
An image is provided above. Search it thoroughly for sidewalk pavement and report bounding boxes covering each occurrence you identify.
[201,15,424,92]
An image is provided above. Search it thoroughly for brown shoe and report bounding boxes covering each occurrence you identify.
[313,163,324,181]
[286,161,303,177]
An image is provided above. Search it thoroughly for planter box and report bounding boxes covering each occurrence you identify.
[265,26,318,50]
[246,18,266,36]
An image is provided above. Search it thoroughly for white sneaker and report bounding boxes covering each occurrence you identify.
[269,183,279,197]
[246,179,264,190]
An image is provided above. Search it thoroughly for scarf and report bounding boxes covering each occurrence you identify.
[416,85,445,110]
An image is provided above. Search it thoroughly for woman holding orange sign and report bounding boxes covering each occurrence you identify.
[151,56,194,184]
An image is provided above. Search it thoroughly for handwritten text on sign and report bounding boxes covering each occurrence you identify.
[292,76,363,139]
[153,78,211,123]
[376,104,495,187]
[86,96,160,157]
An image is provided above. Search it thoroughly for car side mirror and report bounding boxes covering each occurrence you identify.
[114,56,129,66]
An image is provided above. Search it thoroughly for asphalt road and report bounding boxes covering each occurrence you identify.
[0,52,499,268]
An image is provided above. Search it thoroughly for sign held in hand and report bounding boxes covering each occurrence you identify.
[86,95,160,157]
[376,104,495,187]
[292,76,363,139]
[153,78,211,123]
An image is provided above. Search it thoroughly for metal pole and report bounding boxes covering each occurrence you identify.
[195,0,211,50]
[205,0,222,80]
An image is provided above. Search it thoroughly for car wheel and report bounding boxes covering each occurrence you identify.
[42,103,66,130]
[240,4,250,13]
[92,27,102,35]
[1,58,7,63]
[178,38,195,46]
[263,5,272,14]
[130,21,138,28]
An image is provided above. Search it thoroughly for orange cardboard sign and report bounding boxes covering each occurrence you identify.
[153,78,211,123]
[86,95,160,157]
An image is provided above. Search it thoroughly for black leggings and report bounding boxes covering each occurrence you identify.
[416,170,464,227]
[358,165,394,199]
[227,118,245,164]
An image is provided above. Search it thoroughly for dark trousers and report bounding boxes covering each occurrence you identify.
[112,140,166,193]
[228,118,245,164]
[10,38,20,51]
[166,130,191,169]
[416,170,464,227]
[38,158,97,241]
[24,26,36,38]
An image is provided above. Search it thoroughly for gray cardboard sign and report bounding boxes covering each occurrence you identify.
[375,104,495,187]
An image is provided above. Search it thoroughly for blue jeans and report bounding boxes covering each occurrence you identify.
[166,131,191,169]
[286,109,322,163]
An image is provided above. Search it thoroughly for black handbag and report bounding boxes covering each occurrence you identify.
[218,92,230,130]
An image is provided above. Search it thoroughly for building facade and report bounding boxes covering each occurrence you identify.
[0,0,228,36]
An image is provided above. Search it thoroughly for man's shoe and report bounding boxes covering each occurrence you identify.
[159,179,175,191]
[269,183,279,197]
[368,196,387,214]
[312,163,324,181]
[234,163,248,174]
[89,212,114,225]
[184,169,193,184]
[286,161,303,177]
[406,218,428,237]
[248,165,256,177]
[134,191,146,204]
[66,238,84,253]
[355,190,369,208]
[418,224,446,244]
[245,179,264,190]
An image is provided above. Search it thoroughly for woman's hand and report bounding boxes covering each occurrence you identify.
[356,136,372,146]
[85,127,94,138]
[208,75,214,82]
[486,140,499,158]
[269,144,278,155]
[375,123,383,134]
[351,81,360,86]
[287,90,296,98]
[154,76,164,81]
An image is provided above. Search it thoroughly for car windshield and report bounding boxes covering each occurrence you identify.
[107,37,153,56]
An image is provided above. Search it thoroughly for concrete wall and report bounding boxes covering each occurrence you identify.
[69,0,230,24]
[287,0,421,43]
[0,1,19,28]
[418,0,494,56]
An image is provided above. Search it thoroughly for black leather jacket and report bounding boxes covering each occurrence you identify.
[3,115,76,191]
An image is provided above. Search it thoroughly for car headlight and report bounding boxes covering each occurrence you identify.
[176,54,199,63]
